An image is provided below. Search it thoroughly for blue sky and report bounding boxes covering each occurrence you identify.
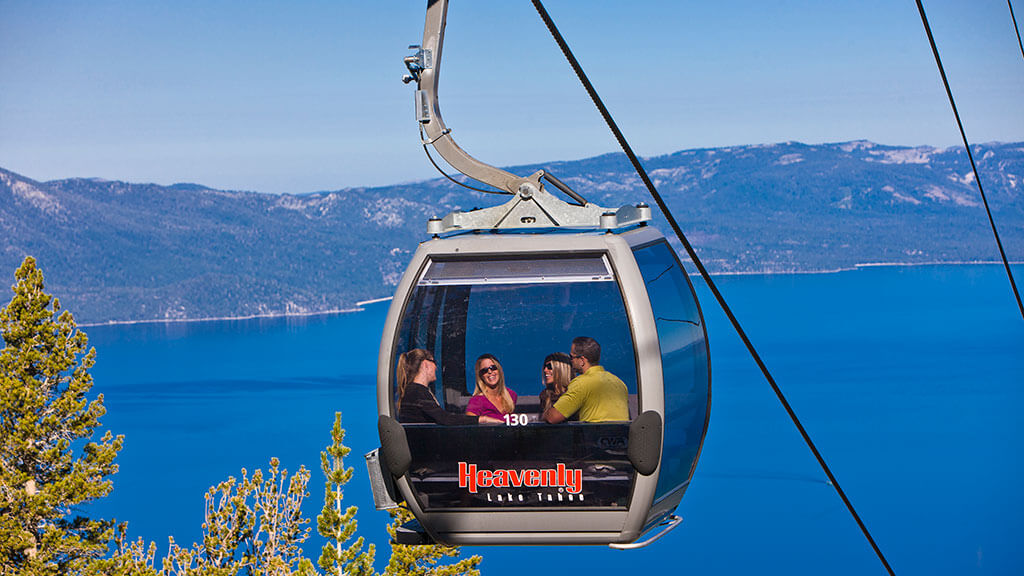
[1,0,1022,194]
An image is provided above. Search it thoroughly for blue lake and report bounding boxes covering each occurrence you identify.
[84,264,1024,575]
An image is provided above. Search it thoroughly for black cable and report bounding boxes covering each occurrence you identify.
[529,1,896,573]
[916,0,1024,320]
[420,127,512,195]
[1011,1,1024,61]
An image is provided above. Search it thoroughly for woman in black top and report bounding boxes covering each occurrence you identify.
[396,349,500,425]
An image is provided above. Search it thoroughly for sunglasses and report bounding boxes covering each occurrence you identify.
[543,362,554,370]
[478,365,499,376]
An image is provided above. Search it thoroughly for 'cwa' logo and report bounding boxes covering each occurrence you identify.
[458,462,582,494]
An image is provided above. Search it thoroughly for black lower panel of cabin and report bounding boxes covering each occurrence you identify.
[404,422,635,510]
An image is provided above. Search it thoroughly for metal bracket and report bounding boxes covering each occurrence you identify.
[402,45,432,84]
[415,89,431,123]
[426,178,651,235]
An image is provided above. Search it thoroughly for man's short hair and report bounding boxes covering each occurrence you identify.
[571,336,601,365]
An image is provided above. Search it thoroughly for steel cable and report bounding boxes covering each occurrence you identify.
[1011,1,1024,61]
[916,0,1024,320]
[420,127,513,195]
[529,1,897,573]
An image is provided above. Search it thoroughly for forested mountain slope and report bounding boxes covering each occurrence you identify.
[2,140,1021,323]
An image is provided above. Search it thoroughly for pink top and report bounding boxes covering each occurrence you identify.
[466,388,518,419]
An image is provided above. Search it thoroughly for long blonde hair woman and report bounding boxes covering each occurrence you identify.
[466,354,517,419]
[538,352,572,416]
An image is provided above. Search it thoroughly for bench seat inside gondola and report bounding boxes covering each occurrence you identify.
[402,421,635,510]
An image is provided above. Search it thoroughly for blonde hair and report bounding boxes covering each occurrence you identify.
[473,354,514,414]
[540,352,572,414]
[544,352,572,396]
[396,348,433,411]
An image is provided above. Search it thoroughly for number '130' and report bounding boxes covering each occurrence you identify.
[503,413,528,426]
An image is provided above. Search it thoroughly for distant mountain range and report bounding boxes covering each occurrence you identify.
[2,140,1022,324]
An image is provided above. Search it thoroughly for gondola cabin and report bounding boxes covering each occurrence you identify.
[369,206,710,547]
[366,0,709,547]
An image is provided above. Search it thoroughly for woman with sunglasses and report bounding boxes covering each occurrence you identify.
[466,353,517,420]
[538,352,573,417]
[397,348,500,424]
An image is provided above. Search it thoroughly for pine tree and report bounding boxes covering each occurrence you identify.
[0,256,124,575]
[120,411,480,576]
[317,413,374,576]
[379,507,480,576]
[161,458,316,576]
[0,257,484,575]
[317,412,480,576]
[83,523,159,576]
[150,411,481,576]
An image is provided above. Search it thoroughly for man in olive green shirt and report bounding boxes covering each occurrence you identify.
[543,336,629,423]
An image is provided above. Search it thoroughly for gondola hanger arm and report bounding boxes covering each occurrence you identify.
[406,0,541,196]
[404,0,651,235]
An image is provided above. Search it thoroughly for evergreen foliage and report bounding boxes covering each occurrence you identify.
[99,411,479,576]
[158,458,316,576]
[5,140,1024,323]
[317,414,374,576]
[379,507,480,576]
[315,412,481,576]
[0,256,123,574]
[0,258,482,575]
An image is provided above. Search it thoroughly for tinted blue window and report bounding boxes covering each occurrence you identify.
[633,241,709,501]
[392,255,639,510]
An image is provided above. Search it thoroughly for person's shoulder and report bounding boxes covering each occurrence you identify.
[573,369,593,380]
[508,387,518,400]
[408,385,434,405]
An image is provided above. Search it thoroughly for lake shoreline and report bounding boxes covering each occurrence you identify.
[79,305,368,328]
[79,260,1020,327]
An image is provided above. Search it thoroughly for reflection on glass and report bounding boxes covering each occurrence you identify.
[633,241,709,502]
[391,255,639,509]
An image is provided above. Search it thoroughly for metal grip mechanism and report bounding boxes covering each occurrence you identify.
[402,45,431,85]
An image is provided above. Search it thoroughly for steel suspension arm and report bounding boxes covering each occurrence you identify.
[406,0,541,195]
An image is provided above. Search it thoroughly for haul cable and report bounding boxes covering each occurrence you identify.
[916,0,1024,320]
[529,1,897,573]
[420,127,513,195]
[1010,1,1024,61]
